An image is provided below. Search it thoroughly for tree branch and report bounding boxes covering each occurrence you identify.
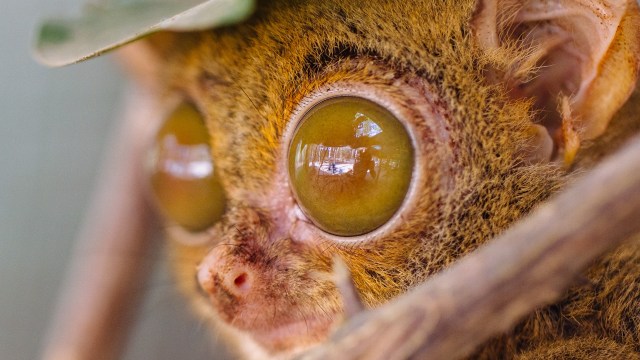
[42,85,161,360]
[304,134,640,360]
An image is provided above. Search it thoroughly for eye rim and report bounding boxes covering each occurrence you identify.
[284,83,427,245]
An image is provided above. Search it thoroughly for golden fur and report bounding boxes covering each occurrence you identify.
[145,0,640,358]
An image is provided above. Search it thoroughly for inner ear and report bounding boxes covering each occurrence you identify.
[473,0,640,164]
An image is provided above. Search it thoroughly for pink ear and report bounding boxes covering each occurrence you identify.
[473,0,640,164]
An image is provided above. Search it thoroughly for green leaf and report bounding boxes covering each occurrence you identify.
[34,0,255,67]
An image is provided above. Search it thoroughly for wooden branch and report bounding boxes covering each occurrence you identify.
[333,256,366,319]
[304,135,640,360]
[41,85,161,360]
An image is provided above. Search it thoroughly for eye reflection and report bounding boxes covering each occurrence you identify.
[297,114,396,180]
[302,143,377,177]
[151,135,213,180]
[289,96,414,237]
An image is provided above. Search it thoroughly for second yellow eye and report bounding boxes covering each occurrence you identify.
[288,96,414,237]
[147,103,226,232]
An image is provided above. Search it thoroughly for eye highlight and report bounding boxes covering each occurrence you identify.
[288,96,414,237]
[147,103,226,232]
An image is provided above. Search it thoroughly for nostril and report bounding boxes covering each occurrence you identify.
[234,273,247,287]
[232,272,251,293]
[224,267,254,296]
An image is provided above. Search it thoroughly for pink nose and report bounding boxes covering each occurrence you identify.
[197,247,254,297]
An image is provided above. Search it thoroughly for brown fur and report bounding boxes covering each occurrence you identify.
[149,0,640,358]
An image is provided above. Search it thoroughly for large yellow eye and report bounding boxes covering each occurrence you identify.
[147,103,226,232]
[288,96,414,236]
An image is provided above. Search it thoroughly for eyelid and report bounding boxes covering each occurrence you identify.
[165,224,217,247]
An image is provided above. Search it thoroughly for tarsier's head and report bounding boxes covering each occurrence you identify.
[69,0,640,358]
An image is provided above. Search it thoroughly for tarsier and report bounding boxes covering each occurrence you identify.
[41,0,640,359]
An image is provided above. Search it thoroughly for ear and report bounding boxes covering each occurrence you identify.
[473,0,640,164]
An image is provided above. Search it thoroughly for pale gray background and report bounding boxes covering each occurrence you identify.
[0,1,227,359]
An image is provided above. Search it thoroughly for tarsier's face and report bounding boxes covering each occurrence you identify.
[139,0,639,357]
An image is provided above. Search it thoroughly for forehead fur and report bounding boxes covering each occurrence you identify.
[158,0,528,189]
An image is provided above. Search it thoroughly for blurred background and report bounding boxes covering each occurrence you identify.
[0,1,225,358]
